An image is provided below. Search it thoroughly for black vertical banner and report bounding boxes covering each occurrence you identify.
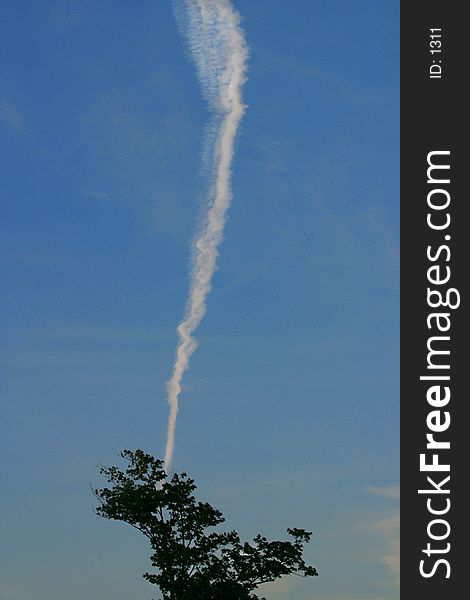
[401,3,467,599]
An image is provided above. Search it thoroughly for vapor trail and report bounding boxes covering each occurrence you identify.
[164,0,248,473]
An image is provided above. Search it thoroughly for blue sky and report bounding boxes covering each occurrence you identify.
[0,1,399,599]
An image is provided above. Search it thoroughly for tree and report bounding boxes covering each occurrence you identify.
[94,449,318,599]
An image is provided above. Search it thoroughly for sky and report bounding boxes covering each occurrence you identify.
[0,1,399,599]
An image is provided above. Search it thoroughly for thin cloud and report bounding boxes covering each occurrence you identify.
[0,583,25,600]
[371,513,400,586]
[0,95,24,134]
[262,578,394,600]
[367,485,400,499]
[84,191,112,202]
[269,53,394,112]
[366,485,400,587]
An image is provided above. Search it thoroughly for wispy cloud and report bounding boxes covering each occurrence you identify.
[370,514,400,586]
[0,82,25,135]
[269,53,395,112]
[367,485,400,587]
[83,190,112,202]
[367,485,400,500]
[81,87,199,237]
[259,575,302,599]
[48,0,85,32]
[260,576,392,600]
[0,583,24,600]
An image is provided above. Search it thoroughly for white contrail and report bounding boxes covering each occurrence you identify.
[164,0,249,473]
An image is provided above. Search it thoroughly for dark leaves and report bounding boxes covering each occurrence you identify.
[94,449,318,599]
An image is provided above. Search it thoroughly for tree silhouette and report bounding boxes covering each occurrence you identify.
[94,449,318,599]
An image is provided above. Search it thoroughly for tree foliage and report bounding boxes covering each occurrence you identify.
[94,449,318,599]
